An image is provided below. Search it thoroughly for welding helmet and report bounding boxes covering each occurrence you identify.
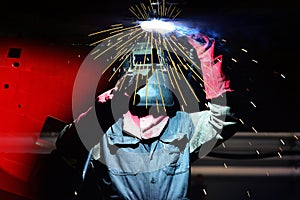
[134,69,174,107]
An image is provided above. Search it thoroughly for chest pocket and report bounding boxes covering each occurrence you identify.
[162,140,190,175]
[159,130,190,175]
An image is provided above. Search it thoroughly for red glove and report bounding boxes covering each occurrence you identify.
[188,34,233,99]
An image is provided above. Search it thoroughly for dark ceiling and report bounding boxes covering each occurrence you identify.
[1,0,299,132]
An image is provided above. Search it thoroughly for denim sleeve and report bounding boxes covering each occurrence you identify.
[189,102,237,153]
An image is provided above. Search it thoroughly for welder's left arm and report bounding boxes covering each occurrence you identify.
[187,34,238,154]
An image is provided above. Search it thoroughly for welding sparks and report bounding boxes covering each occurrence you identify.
[252,127,258,133]
[250,101,256,108]
[231,58,238,62]
[241,48,248,52]
[86,1,195,111]
[222,143,226,148]
[246,190,251,198]
[223,163,228,168]
[239,118,245,124]
[86,0,245,123]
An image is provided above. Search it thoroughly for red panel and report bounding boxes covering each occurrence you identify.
[0,37,92,199]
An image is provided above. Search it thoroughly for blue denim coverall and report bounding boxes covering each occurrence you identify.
[64,102,235,200]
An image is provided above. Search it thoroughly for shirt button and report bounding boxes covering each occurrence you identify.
[150,177,156,184]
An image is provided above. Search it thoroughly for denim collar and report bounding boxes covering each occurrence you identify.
[160,111,190,143]
[106,118,140,145]
[106,111,190,145]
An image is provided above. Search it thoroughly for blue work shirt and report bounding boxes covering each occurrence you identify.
[96,111,193,200]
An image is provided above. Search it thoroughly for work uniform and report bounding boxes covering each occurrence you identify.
[56,101,236,200]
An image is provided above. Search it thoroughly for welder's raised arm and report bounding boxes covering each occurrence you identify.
[187,34,238,154]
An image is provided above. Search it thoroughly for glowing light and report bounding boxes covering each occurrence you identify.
[250,101,256,108]
[252,126,258,133]
[181,105,185,111]
[241,48,248,52]
[222,143,226,148]
[203,189,207,195]
[246,190,251,197]
[223,163,228,168]
[252,59,258,63]
[139,19,175,34]
[278,152,282,159]
[239,118,244,124]
[280,139,285,145]
[281,74,286,78]
[231,58,237,62]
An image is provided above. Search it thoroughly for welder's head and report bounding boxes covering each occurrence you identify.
[124,69,179,117]
[135,69,174,107]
